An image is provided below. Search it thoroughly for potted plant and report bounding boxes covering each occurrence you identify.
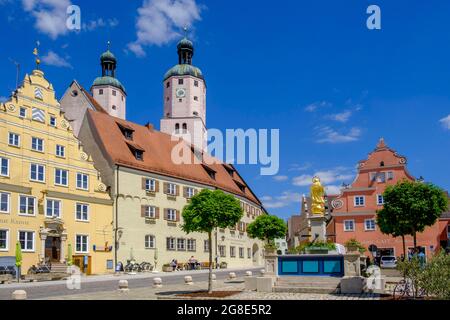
[304,241,336,254]
[345,238,366,254]
[162,263,172,272]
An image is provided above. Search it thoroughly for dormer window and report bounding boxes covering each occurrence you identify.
[126,142,144,161]
[233,179,246,193]
[135,150,143,161]
[117,122,135,141]
[223,164,234,178]
[202,164,216,180]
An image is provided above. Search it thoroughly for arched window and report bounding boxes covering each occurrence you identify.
[175,123,180,134]
[182,123,187,134]
[380,161,385,167]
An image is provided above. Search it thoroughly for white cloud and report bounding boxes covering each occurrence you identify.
[326,110,352,123]
[305,101,331,112]
[22,0,72,39]
[262,191,301,209]
[325,185,342,195]
[273,175,288,182]
[315,126,361,143]
[42,51,72,68]
[292,167,353,187]
[288,163,312,172]
[439,114,450,130]
[82,18,119,31]
[128,0,202,57]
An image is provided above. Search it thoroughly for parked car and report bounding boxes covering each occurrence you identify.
[380,256,397,268]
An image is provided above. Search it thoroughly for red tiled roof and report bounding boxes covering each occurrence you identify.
[86,109,261,205]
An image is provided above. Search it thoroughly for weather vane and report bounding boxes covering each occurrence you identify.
[33,41,41,70]
[107,40,111,50]
[183,26,188,38]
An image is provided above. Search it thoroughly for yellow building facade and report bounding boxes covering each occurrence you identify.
[0,68,114,275]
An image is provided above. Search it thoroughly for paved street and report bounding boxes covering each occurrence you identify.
[0,267,261,300]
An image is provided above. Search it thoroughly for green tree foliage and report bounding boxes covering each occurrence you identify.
[420,251,450,300]
[377,181,448,254]
[181,189,243,293]
[247,214,286,250]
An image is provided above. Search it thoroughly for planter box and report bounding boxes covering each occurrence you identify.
[306,248,329,255]
[162,266,173,272]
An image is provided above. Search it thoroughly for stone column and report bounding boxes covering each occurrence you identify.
[60,233,68,264]
[344,253,361,277]
[39,232,48,264]
[264,253,278,276]
[308,214,327,242]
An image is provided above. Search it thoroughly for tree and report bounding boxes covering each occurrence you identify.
[181,189,243,294]
[247,214,286,251]
[377,180,448,255]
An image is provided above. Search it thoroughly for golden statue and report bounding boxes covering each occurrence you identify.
[310,176,325,215]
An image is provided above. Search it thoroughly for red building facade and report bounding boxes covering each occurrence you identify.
[327,138,449,259]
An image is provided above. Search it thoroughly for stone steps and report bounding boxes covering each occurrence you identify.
[274,276,341,294]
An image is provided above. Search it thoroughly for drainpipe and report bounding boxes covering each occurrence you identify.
[114,165,120,269]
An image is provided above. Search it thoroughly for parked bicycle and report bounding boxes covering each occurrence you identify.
[393,278,427,299]
[123,260,153,273]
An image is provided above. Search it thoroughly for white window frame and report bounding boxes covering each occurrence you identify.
[377,172,386,183]
[54,168,69,187]
[18,195,36,216]
[56,145,65,158]
[0,229,9,252]
[19,107,27,118]
[187,239,196,252]
[75,203,89,222]
[18,230,35,252]
[145,206,156,218]
[31,137,44,152]
[354,196,365,207]
[377,194,384,206]
[186,187,195,198]
[219,245,226,257]
[30,163,45,183]
[364,219,376,231]
[0,192,10,214]
[177,238,186,251]
[45,198,62,218]
[203,240,210,252]
[230,246,236,258]
[239,247,244,258]
[344,219,355,232]
[0,158,9,177]
[167,209,177,221]
[49,116,57,127]
[167,183,177,196]
[247,248,251,259]
[145,235,155,249]
[8,132,20,147]
[387,171,394,180]
[76,173,89,190]
[145,179,156,192]
[75,234,89,253]
[166,237,176,251]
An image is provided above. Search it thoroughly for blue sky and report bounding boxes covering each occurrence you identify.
[0,0,449,220]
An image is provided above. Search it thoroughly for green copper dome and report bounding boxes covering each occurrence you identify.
[177,37,194,50]
[92,76,126,93]
[100,50,116,63]
[164,64,204,81]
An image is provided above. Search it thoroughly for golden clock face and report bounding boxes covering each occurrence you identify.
[176,88,186,98]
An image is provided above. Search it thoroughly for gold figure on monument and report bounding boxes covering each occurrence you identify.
[310,177,325,215]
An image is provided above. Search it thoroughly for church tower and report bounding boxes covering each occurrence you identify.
[160,33,207,152]
[91,43,127,119]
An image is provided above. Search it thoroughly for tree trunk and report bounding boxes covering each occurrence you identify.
[208,231,213,294]
[402,235,406,260]
[413,232,417,252]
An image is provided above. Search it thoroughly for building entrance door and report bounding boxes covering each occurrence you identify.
[45,237,61,262]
